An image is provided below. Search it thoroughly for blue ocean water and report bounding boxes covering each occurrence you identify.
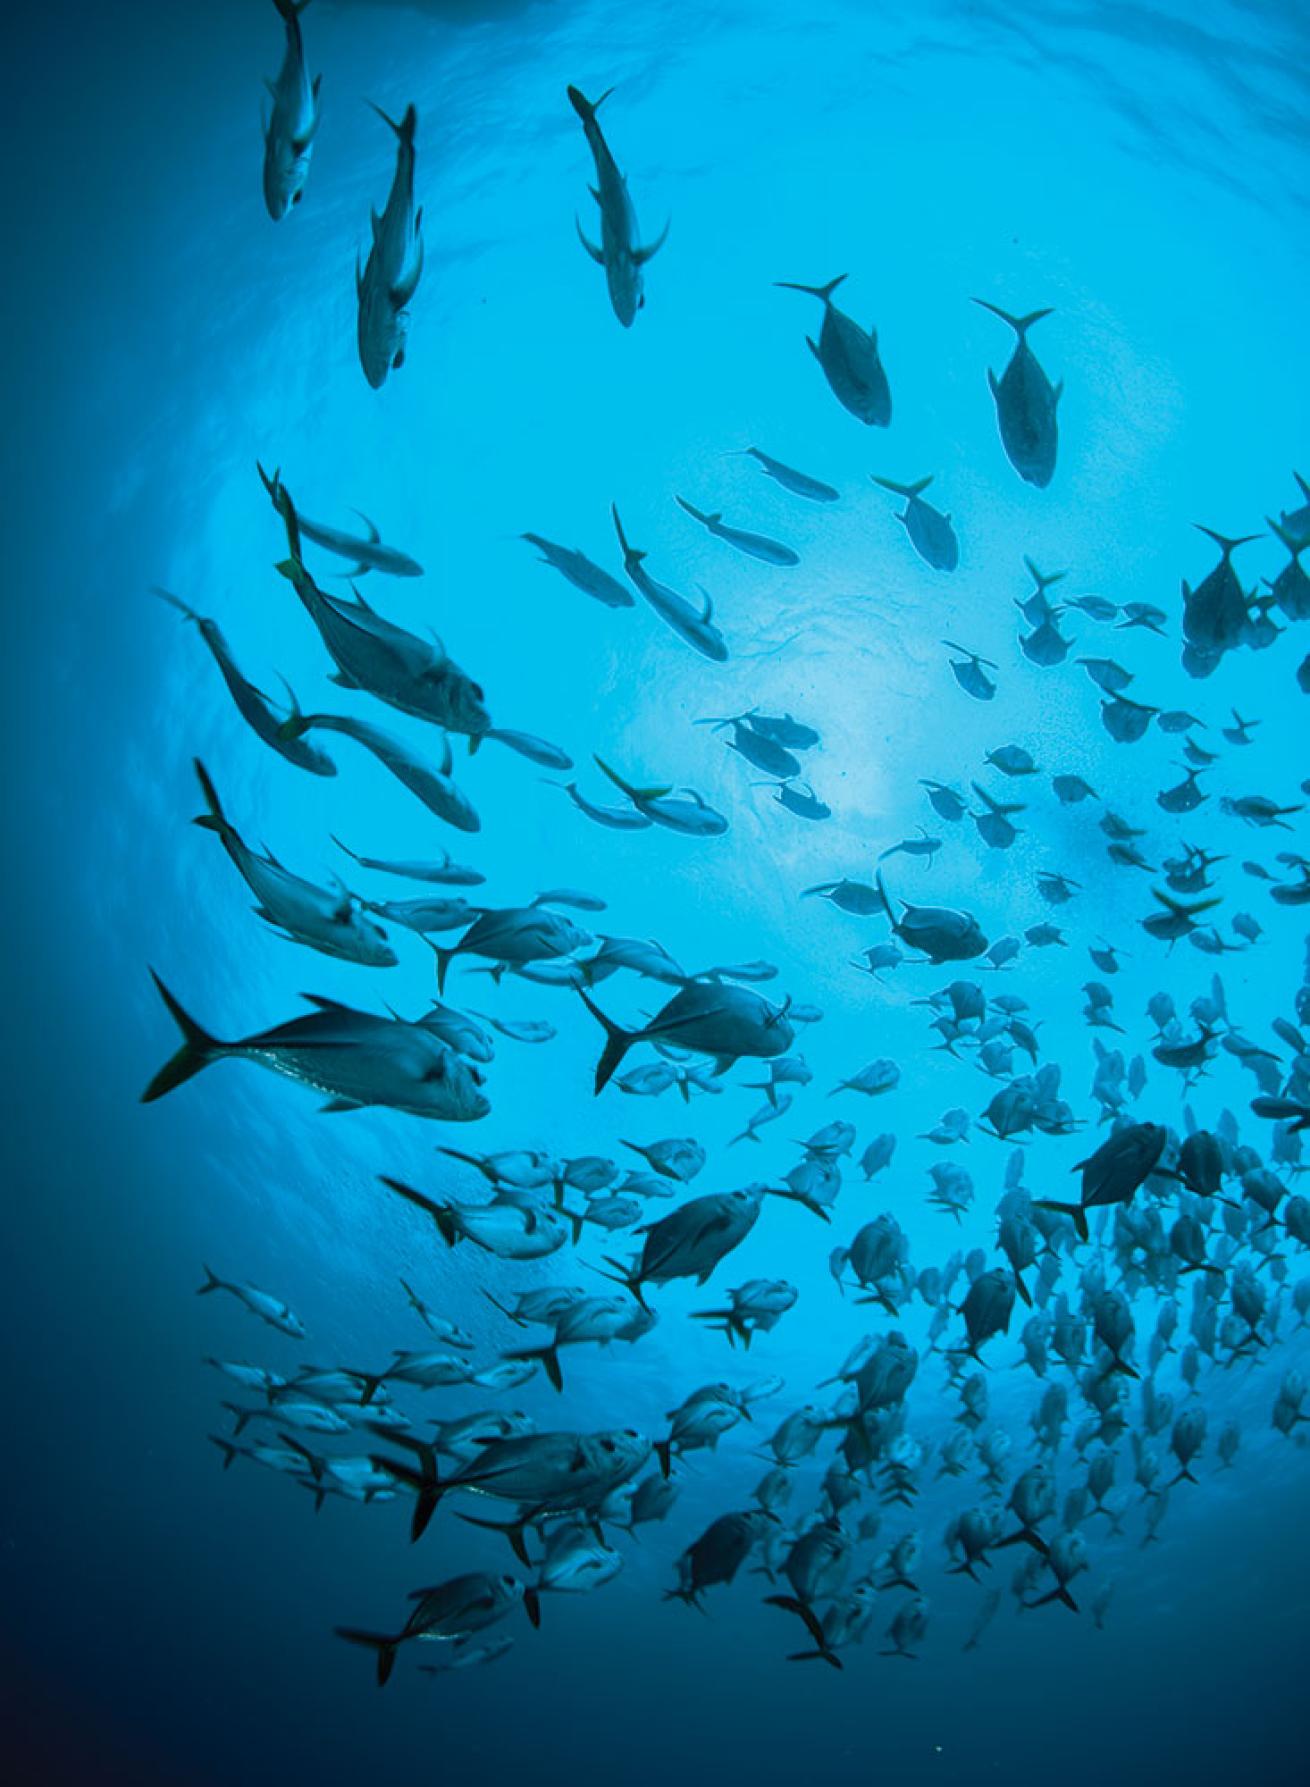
[5,0,1310,1780]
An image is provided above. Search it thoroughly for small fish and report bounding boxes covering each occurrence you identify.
[943,640,997,701]
[612,507,728,660]
[197,1266,305,1338]
[257,466,419,576]
[151,588,335,777]
[521,534,633,608]
[736,448,839,503]
[871,476,958,571]
[675,496,798,566]
[191,761,396,966]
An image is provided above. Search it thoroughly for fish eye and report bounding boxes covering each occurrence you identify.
[601,1438,615,1452]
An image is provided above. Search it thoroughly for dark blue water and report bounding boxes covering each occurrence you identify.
[5,2,1310,1782]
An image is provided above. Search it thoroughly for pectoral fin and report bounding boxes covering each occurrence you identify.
[635,218,670,265]
[575,216,605,264]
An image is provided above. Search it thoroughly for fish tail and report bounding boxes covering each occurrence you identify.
[523,1588,542,1628]
[872,475,933,498]
[505,1342,564,1393]
[576,986,636,1092]
[654,1437,674,1479]
[1032,1199,1089,1242]
[674,495,711,526]
[191,758,233,839]
[196,1264,226,1296]
[1192,523,1260,559]
[775,275,847,303]
[423,935,457,996]
[370,1434,441,1540]
[368,100,418,144]
[786,1647,843,1670]
[273,0,314,23]
[150,585,200,625]
[356,1372,389,1407]
[566,84,614,125]
[278,1432,324,1479]
[971,298,1053,337]
[379,1177,458,1248]
[208,1434,240,1469]
[334,1628,401,1688]
[222,1400,252,1436]
[142,972,226,1102]
[454,1510,534,1566]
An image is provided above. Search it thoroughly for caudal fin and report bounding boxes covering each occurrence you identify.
[504,1343,563,1393]
[369,1429,441,1540]
[334,1628,401,1687]
[972,298,1054,338]
[1032,1198,1090,1243]
[191,758,232,839]
[566,85,614,126]
[575,986,637,1093]
[368,101,417,144]
[775,275,847,304]
[1193,523,1260,560]
[872,475,933,499]
[142,973,224,1102]
[379,1176,458,1247]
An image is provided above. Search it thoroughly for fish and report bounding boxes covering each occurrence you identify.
[373,1426,650,1546]
[674,497,799,567]
[269,480,488,735]
[974,300,1061,487]
[197,1266,305,1338]
[612,507,728,660]
[336,1572,525,1686]
[577,981,794,1092]
[876,873,988,964]
[735,448,839,503]
[381,1179,568,1261]
[356,102,424,387]
[943,640,997,701]
[776,276,891,425]
[592,757,728,835]
[142,975,490,1120]
[151,588,335,777]
[521,534,633,608]
[871,476,959,571]
[430,906,591,994]
[261,0,321,220]
[568,85,667,326]
[191,761,396,965]
[256,464,420,577]
[281,707,481,833]
[479,728,573,770]
[332,840,484,886]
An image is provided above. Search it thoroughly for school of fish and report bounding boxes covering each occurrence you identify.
[149,0,1310,1688]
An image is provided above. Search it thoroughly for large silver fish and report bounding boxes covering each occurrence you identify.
[141,977,490,1120]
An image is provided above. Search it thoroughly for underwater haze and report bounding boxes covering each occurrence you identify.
[5,0,1310,1782]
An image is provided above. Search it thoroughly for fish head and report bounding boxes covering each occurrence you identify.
[419,1046,491,1121]
[447,671,493,738]
[263,131,314,222]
